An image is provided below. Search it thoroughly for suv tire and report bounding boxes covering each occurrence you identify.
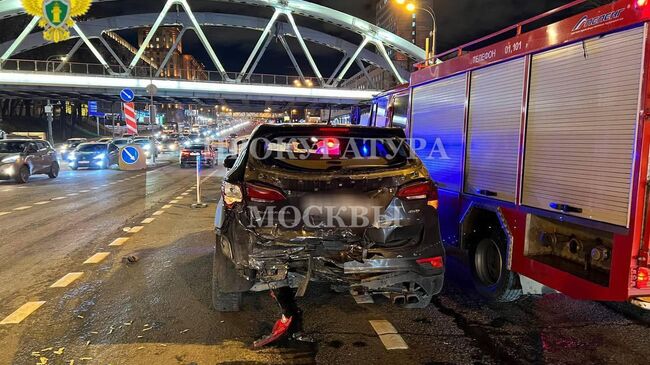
[48,162,59,178]
[15,165,29,184]
[212,236,247,312]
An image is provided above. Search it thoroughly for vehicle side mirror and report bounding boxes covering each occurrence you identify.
[223,155,237,169]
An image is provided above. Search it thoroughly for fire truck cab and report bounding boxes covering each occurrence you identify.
[371,0,650,308]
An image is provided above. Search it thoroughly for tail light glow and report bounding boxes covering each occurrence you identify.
[397,181,438,208]
[637,267,649,289]
[246,183,286,203]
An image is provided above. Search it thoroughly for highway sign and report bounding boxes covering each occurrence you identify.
[121,146,139,165]
[88,100,104,117]
[120,88,135,102]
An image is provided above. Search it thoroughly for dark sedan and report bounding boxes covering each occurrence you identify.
[68,142,119,170]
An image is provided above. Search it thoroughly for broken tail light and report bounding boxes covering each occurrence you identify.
[637,267,649,289]
[246,183,286,203]
[222,182,243,208]
[416,256,444,269]
[397,181,439,208]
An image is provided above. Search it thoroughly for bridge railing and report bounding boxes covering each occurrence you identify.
[0,59,331,87]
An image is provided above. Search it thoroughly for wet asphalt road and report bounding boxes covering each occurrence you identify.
[0,156,649,364]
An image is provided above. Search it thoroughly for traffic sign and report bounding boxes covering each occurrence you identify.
[120,88,135,102]
[88,100,105,117]
[121,146,139,165]
[123,102,137,135]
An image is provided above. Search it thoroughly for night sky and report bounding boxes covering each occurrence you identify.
[11,0,614,77]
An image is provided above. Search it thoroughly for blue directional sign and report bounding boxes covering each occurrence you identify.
[120,88,135,102]
[88,100,104,117]
[121,146,139,165]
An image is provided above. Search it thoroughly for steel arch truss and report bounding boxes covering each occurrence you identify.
[0,0,418,84]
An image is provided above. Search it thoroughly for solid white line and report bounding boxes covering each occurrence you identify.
[83,252,110,264]
[108,237,129,247]
[141,217,155,224]
[129,226,144,233]
[50,272,84,288]
[34,201,51,205]
[13,206,31,211]
[0,301,46,325]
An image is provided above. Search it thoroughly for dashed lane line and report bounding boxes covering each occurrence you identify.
[141,217,155,224]
[128,226,144,233]
[67,193,79,196]
[108,237,130,247]
[83,252,111,264]
[162,205,172,209]
[0,301,46,325]
[79,189,90,193]
[152,210,164,216]
[181,192,189,196]
[49,272,84,288]
[52,197,66,201]
[170,200,179,204]
[174,196,184,199]
[369,320,409,350]
[34,201,51,205]
[0,212,10,216]
[13,206,32,211]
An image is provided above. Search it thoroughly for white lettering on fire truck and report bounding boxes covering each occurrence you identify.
[472,50,497,64]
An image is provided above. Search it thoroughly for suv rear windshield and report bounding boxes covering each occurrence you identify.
[0,141,27,153]
[186,144,207,151]
[251,127,413,172]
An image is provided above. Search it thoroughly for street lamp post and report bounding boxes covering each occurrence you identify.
[396,1,437,64]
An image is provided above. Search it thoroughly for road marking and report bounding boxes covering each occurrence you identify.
[0,301,46,325]
[100,184,108,187]
[152,210,164,216]
[162,205,172,209]
[50,272,84,288]
[109,182,117,185]
[129,226,144,233]
[79,189,90,193]
[91,187,100,190]
[369,320,408,350]
[52,197,66,200]
[2,189,10,192]
[175,196,184,199]
[108,237,129,247]
[67,193,79,196]
[13,206,32,211]
[170,200,179,204]
[0,212,10,216]
[181,192,189,196]
[34,201,51,205]
[83,252,110,264]
[141,217,155,224]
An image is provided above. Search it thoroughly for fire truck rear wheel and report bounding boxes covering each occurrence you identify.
[470,237,521,302]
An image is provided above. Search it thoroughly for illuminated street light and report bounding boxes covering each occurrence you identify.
[395,0,437,64]
[293,79,302,87]
[305,79,313,87]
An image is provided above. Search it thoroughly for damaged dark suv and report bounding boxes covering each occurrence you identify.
[213,124,444,312]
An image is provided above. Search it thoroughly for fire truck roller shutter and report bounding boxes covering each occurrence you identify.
[466,57,527,203]
[411,73,468,192]
[523,26,644,227]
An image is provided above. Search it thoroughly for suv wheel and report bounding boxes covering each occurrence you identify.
[15,165,29,184]
[470,237,522,302]
[212,235,249,312]
[48,162,59,178]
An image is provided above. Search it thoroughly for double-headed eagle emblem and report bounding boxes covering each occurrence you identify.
[21,0,92,42]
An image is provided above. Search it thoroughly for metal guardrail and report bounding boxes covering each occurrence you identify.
[0,59,334,87]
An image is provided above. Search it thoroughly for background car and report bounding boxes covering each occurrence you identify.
[132,137,158,159]
[0,139,59,183]
[111,137,132,149]
[58,138,87,160]
[180,143,215,168]
[68,142,118,170]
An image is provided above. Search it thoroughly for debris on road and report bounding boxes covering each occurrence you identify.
[122,255,139,264]
[53,347,64,355]
[180,329,189,334]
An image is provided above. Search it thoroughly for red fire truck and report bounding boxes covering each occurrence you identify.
[370,0,650,308]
